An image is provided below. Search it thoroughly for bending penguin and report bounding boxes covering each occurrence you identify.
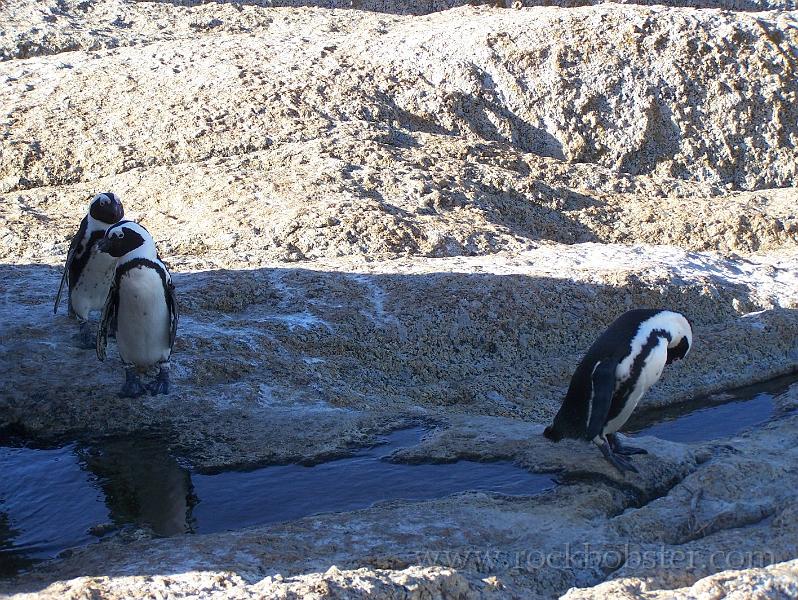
[54,192,125,348]
[96,221,178,398]
[544,309,692,474]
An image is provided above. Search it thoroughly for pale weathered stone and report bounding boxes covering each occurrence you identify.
[1,0,798,597]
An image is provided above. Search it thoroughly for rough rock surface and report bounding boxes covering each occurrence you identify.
[563,558,798,599]
[3,392,798,598]
[3,3,798,193]
[1,0,798,597]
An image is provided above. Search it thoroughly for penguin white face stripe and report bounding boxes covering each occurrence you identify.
[617,311,691,384]
[87,192,124,229]
[107,220,151,241]
[103,221,160,263]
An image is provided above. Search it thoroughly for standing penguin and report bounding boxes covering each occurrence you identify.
[544,309,692,474]
[53,192,125,348]
[96,221,177,398]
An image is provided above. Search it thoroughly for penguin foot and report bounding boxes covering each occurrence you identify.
[75,321,95,350]
[119,368,147,398]
[608,434,649,456]
[614,445,648,456]
[599,440,639,474]
[148,368,170,396]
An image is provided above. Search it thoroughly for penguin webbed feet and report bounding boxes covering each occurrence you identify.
[148,365,170,396]
[75,320,95,350]
[607,433,648,456]
[598,438,640,474]
[119,367,147,398]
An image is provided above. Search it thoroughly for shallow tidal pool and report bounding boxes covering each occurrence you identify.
[1,371,795,576]
[0,427,554,575]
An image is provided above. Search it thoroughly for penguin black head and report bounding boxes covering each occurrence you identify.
[661,312,692,365]
[88,192,125,225]
[666,336,691,364]
[98,220,155,259]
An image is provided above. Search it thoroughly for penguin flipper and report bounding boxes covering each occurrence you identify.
[166,280,178,351]
[54,222,86,315]
[97,283,117,361]
[585,360,618,440]
[54,266,69,316]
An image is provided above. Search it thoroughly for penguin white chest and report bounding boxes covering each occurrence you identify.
[116,268,171,369]
[71,247,117,319]
[603,339,668,435]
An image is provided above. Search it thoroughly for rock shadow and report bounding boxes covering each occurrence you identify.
[447,69,565,161]
[0,261,795,592]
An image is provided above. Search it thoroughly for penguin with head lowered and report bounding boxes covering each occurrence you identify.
[54,192,125,348]
[96,221,178,398]
[544,309,692,474]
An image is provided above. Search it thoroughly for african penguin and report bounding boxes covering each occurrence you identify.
[54,192,125,348]
[96,221,178,398]
[544,309,692,474]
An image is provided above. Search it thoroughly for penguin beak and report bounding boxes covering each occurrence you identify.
[96,237,112,254]
[112,201,125,223]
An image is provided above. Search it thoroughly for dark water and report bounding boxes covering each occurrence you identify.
[626,372,797,443]
[191,427,553,533]
[2,373,795,576]
[0,444,109,575]
[0,427,553,575]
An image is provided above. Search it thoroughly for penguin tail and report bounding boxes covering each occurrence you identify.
[543,425,562,442]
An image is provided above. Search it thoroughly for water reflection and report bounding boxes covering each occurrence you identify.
[76,437,195,536]
[0,513,33,578]
[0,427,556,575]
[0,435,194,576]
[0,443,109,564]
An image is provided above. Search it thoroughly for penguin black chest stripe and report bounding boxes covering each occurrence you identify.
[64,218,88,283]
[107,255,178,355]
[115,258,169,293]
[69,229,105,283]
[608,327,672,421]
